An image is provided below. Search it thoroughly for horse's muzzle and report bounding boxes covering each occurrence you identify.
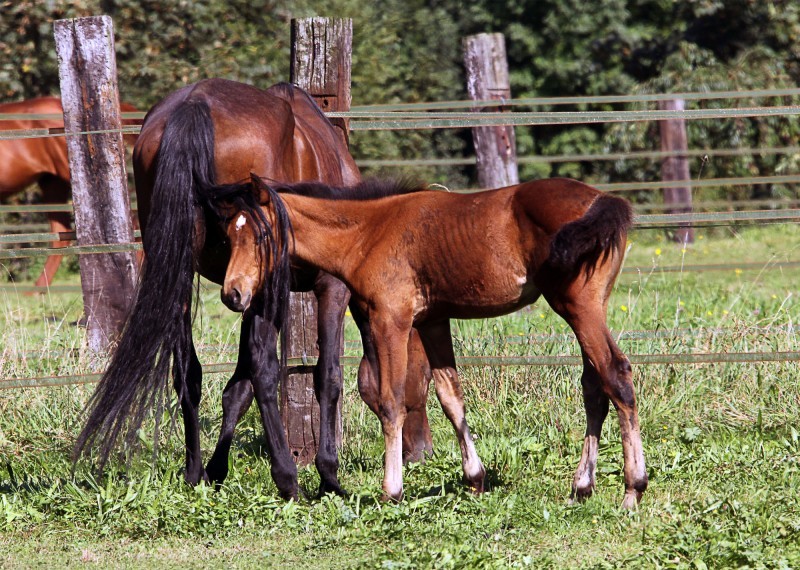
[221,285,251,313]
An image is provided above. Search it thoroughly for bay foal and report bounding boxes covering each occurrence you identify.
[221,175,647,509]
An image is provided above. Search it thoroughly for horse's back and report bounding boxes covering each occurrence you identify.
[135,79,357,187]
[266,83,359,186]
[511,178,610,234]
[0,97,70,194]
[0,97,64,126]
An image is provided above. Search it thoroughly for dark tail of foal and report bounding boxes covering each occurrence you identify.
[73,100,219,470]
[548,193,633,279]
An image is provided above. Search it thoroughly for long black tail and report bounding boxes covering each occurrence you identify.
[73,99,217,469]
[548,193,633,279]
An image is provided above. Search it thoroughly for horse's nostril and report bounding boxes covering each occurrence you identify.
[222,285,247,312]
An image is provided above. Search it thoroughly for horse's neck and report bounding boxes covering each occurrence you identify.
[282,194,371,279]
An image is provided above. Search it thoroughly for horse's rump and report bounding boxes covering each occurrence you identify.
[548,193,633,280]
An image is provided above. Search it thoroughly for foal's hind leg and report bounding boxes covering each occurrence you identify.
[417,321,486,493]
[548,295,647,509]
[571,359,609,502]
[312,273,349,496]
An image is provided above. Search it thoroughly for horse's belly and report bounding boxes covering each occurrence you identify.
[420,280,541,321]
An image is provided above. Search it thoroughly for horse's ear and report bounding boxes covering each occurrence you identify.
[250,173,272,205]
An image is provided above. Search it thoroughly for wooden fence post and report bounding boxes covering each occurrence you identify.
[281,17,352,465]
[463,33,519,189]
[658,98,694,244]
[53,16,138,353]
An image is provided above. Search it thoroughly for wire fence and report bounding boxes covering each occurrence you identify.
[1,87,799,389]
[357,145,800,168]
[3,349,798,390]
[9,106,795,134]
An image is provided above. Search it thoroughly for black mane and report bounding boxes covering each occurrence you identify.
[273,178,428,201]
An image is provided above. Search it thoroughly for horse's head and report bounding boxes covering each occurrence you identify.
[217,174,293,322]
[221,209,263,312]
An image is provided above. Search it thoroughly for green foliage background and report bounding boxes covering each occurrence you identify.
[1,0,799,191]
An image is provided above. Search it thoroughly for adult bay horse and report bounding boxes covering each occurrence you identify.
[73,79,432,500]
[0,97,139,287]
[220,175,648,509]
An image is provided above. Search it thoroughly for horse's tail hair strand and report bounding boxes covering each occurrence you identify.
[73,99,217,470]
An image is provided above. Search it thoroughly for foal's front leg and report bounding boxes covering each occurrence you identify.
[245,310,299,500]
[172,332,206,485]
[312,273,349,496]
[205,316,257,486]
[369,315,413,501]
[402,330,434,463]
[352,306,434,465]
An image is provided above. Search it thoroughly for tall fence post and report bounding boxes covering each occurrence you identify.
[53,16,138,353]
[658,98,694,244]
[282,17,352,465]
[463,33,519,189]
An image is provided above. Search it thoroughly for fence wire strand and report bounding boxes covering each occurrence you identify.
[3,350,798,390]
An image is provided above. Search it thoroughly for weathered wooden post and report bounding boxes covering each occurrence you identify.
[53,16,138,353]
[463,33,519,189]
[281,17,352,464]
[658,98,694,244]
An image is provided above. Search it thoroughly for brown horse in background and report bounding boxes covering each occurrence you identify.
[74,79,432,500]
[0,97,139,287]
[220,175,647,509]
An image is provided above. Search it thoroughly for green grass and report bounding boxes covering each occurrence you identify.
[2,224,800,568]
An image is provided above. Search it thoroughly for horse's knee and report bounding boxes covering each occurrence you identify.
[314,362,342,403]
[602,355,635,409]
[221,378,251,406]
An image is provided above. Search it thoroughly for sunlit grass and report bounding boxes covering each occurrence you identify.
[1,224,800,567]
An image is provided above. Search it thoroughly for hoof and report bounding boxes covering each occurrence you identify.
[204,470,226,492]
[402,446,433,465]
[278,486,300,502]
[381,489,403,503]
[466,464,487,495]
[318,480,348,498]
[184,468,207,486]
[402,436,434,465]
[204,463,227,489]
[621,489,642,511]
[468,477,486,495]
[570,484,594,504]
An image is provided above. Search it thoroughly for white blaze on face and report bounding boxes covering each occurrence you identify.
[235,214,247,232]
